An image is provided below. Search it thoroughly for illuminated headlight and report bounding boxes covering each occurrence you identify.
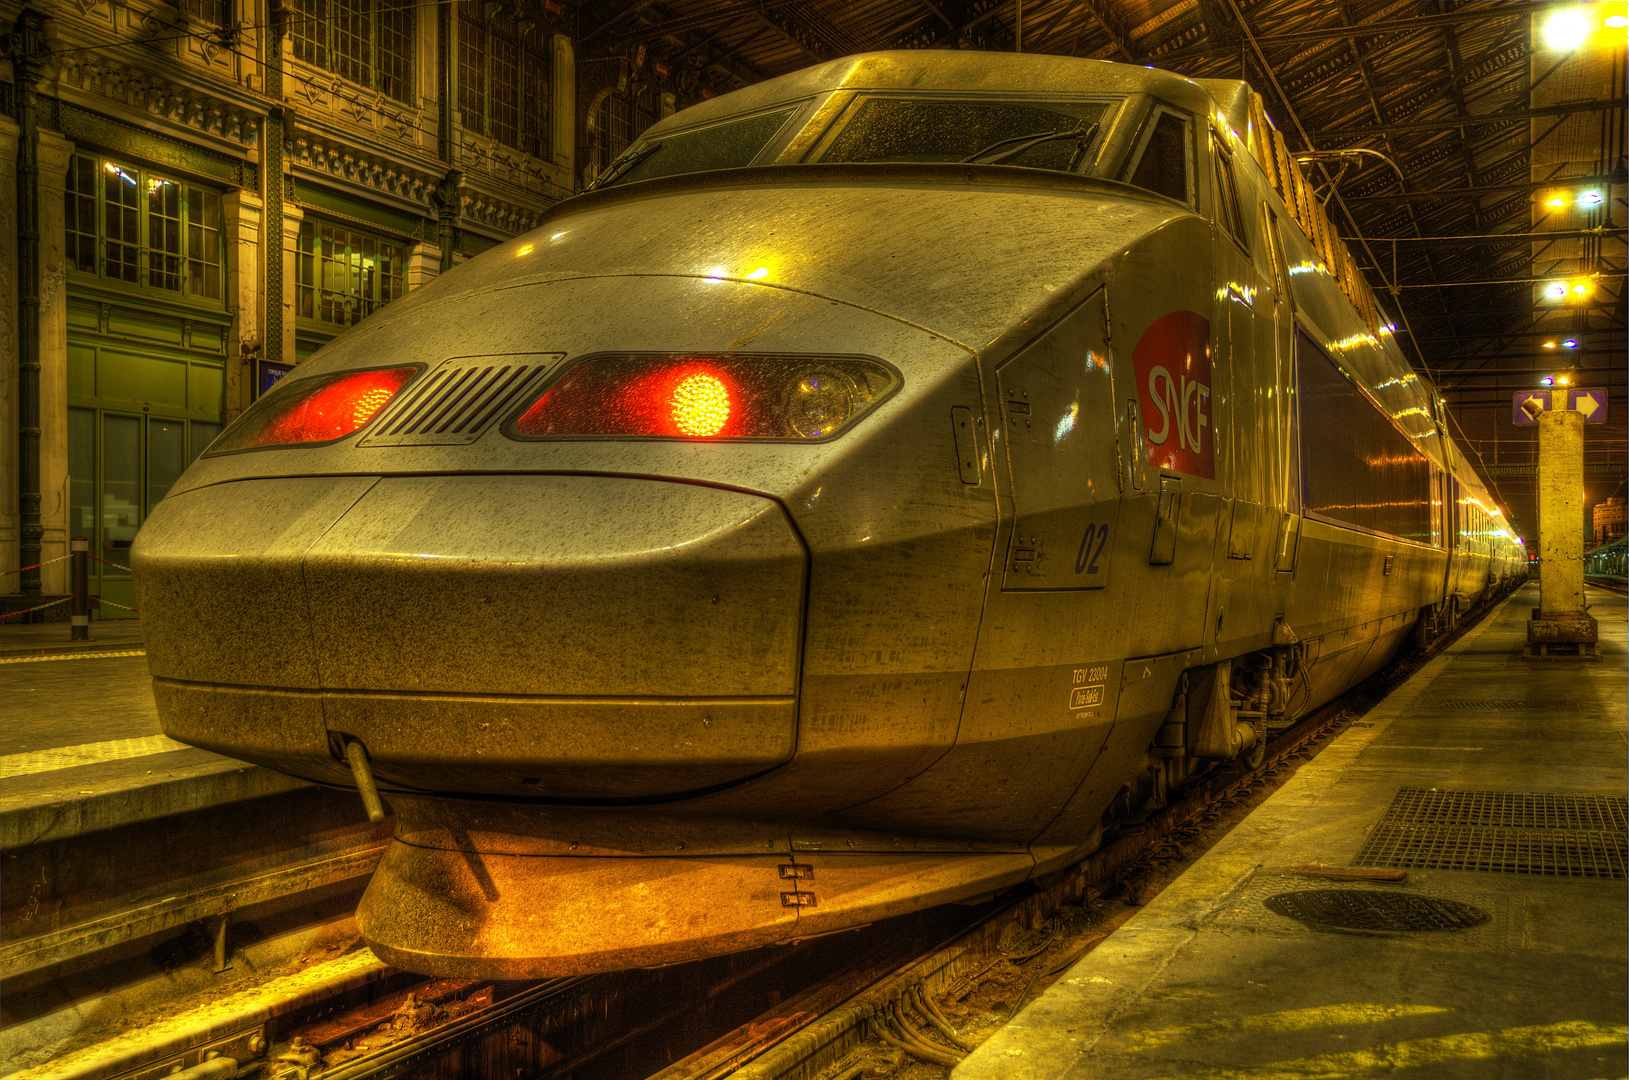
[207,365,420,454]
[507,354,899,442]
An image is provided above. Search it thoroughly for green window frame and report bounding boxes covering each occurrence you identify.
[295,218,408,330]
[65,154,225,305]
[457,0,552,156]
[287,0,415,105]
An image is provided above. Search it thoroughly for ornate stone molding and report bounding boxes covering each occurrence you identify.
[457,184,545,237]
[55,56,260,151]
[458,130,568,200]
[286,60,427,151]
[286,129,442,211]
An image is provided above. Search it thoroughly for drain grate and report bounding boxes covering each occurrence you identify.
[1355,824,1625,878]
[1353,788,1628,878]
[1376,787,1626,830]
[1426,700,1585,711]
[1264,890,1490,933]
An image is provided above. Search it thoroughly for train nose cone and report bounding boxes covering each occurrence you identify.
[137,474,806,799]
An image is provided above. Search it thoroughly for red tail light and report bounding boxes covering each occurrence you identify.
[509,355,898,441]
[209,366,419,454]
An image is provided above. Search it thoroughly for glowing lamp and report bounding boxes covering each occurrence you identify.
[1543,282,1568,300]
[670,373,732,437]
[209,366,419,453]
[1543,8,1592,50]
[1542,341,1557,349]
[1580,191,1604,206]
[1562,339,1579,348]
[512,355,897,442]
[1541,377,1555,386]
[1546,196,1568,208]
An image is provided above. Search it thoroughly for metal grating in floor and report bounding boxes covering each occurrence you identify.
[1374,787,1627,831]
[1354,824,1626,878]
[1353,788,1628,878]
[1427,700,1585,712]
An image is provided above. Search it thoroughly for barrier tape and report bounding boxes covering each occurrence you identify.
[89,556,134,573]
[1,597,72,620]
[1,554,72,576]
[97,599,140,613]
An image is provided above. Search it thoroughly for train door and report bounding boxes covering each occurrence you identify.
[1206,130,1277,645]
[1261,208,1301,572]
[837,291,1127,842]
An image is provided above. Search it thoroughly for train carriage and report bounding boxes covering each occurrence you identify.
[132,51,1526,979]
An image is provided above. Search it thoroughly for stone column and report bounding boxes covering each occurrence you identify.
[552,33,576,188]
[407,241,442,291]
[1527,394,1597,655]
[1536,406,1585,617]
[223,190,263,420]
[36,129,74,597]
[0,117,18,591]
[279,203,305,366]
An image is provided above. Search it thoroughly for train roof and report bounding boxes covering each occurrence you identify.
[641,50,1237,139]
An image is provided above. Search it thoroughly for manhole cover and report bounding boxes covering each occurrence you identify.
[1263,890,1490,933]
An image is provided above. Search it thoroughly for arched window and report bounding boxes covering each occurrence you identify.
[589,80,659,179]
[458,0,552,156]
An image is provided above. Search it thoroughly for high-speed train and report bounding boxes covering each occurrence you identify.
[134,51,1526,979]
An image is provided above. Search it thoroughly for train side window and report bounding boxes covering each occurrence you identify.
[1297,331,1432,545]
[1125,109,1191,204]
[1212,143,1247,250]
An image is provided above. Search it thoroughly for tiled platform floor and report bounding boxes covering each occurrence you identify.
[958,583,1628,1080]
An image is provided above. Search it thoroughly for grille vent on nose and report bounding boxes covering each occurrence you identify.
[360,353,563,446]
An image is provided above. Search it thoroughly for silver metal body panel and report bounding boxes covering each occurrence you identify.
[132,50,1526,978]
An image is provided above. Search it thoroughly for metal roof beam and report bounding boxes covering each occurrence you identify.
[1317,99,1622,141]
[1153,5,1568,63]
[1341,174,1625,204]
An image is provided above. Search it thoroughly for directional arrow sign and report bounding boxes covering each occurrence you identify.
[1512,389,1550,426]
[1567,387,1608,423]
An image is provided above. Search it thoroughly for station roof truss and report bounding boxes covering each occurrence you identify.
[579,0,1627,411]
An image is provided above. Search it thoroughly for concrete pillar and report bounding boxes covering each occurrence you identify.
[223,190,263,421]
[0,118,17,591]
[36,130,74,597]
[1527,395,1598,655]
[1535,406,1585,618]
[279,204,305,366]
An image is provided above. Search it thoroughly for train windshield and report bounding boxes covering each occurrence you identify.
[815,97,1115,172]
[597,107,801,188]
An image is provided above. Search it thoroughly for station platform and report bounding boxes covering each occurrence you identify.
[957,582,1628,1080]
[1,627,307,848]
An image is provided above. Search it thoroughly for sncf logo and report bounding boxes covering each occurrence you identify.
[1132,310,1214,480]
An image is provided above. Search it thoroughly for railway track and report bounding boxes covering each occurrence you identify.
[10,586,1518,1080]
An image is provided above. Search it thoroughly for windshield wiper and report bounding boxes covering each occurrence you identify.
[960,122,1100,168]
[591,140,663,189]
